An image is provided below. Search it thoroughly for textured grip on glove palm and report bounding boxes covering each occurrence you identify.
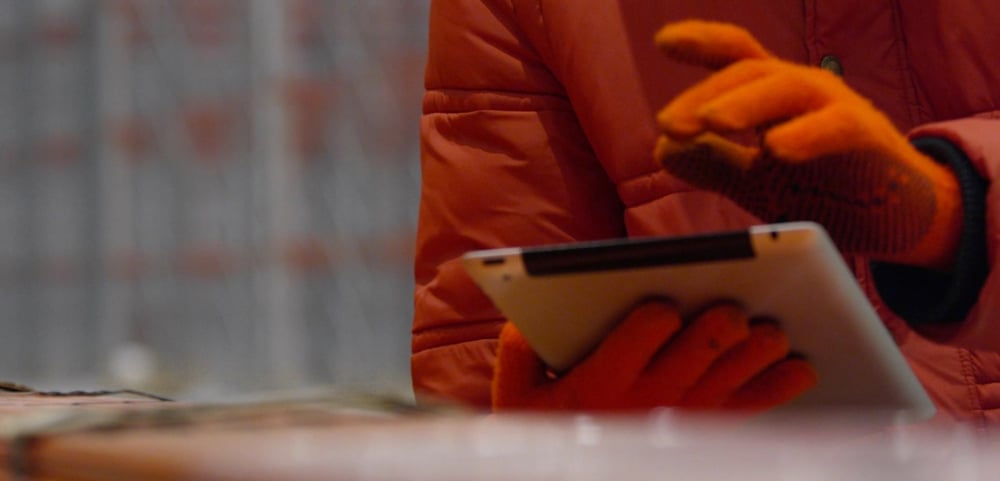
[653,21,961,270]
[491,301,817,413]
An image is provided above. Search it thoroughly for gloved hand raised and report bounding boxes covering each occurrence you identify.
[492,300,817,413]
[653,20,962,271]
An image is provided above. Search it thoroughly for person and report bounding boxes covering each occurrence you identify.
[412,1,1000,426]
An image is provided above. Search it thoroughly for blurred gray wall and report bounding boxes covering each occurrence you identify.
[0,0,427,399]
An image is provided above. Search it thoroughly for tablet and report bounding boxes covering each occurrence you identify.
[462,222,935,420]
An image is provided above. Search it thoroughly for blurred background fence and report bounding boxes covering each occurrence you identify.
[0,0,427,399]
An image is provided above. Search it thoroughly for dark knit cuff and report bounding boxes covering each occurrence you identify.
[870,136,988,325]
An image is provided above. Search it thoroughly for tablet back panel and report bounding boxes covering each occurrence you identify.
[463,222,934,420]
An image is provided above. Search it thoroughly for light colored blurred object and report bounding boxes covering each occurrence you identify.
[0,401,998,481]
[0,0,426,399]
[106,341,160,391]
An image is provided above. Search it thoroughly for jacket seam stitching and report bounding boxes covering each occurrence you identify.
[412,322,506,354]
[969,108,1000,119]
[423,89,574,114]
[424,106,575,115]
[424,87,571,106]
[888,1,931,125]
[412,319,505,337]
[529,0,555,69]
[958,348,988,429]
[803,0,818,64]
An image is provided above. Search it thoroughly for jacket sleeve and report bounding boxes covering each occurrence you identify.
[412,0,625,408]
[873,117,1000,349]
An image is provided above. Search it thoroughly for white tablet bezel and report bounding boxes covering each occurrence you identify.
[462,222,935,420]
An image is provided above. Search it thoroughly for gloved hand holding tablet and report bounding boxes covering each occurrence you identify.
[463,222,935,422]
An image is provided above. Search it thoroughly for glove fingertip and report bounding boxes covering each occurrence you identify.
[494,323,547,386]
[655,20,771,69]
[723,358,818,412]
[656,108,704,140]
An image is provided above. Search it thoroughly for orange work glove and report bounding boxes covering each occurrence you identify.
[492,300,817,413]
[653,20,962,271]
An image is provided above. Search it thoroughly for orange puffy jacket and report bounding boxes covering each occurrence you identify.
[414,0,1000,427]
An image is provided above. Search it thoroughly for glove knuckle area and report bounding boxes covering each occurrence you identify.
[605,299,683,351]
[744,320,791,354]
[585,299,683,382]
[656,59,777,136]
[639,303,750,384]
[688,302,751,347]
[625,298,681,327]
[700,68,833,131]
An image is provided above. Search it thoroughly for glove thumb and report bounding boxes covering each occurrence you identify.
[492,322,549,410]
